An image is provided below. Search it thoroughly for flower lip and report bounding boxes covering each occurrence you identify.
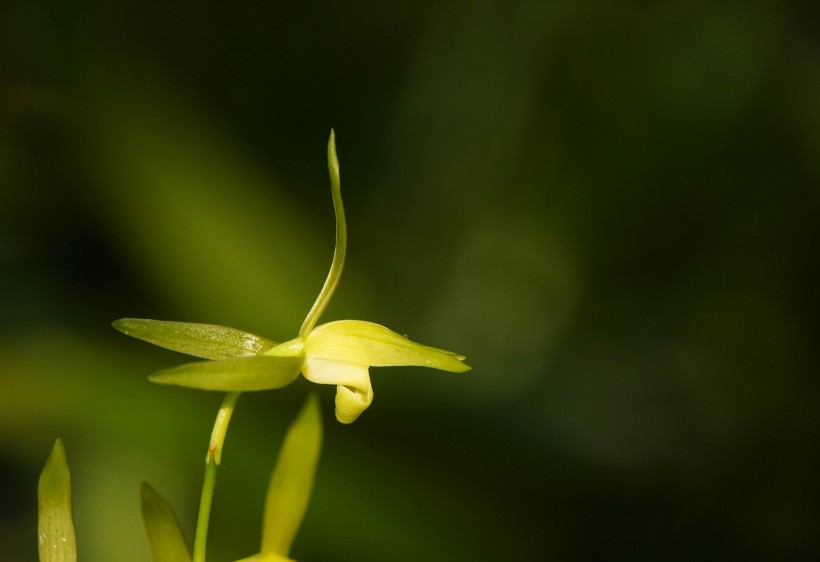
[301,357,373,424]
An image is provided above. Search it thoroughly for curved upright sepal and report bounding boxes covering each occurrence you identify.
[113,318,277,359]
[38,439,77,562]
[141,483,192,562]
[148,356,303,391]
[298,130,347,338]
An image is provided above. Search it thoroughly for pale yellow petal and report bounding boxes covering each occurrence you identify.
[305,320,470,372]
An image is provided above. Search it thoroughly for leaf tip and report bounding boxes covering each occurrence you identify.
[327,130,339,183]
[40,438,69,485]
[304,391,322,418]
[51,437,66,457]
[140,481,153,500]
[146,372,169,385]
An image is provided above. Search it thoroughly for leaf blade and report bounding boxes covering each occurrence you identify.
[261,393,323,556]
[112,318,277,359]
[38,439,77,562]
[141,483,192,562]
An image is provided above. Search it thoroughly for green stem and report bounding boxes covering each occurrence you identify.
[299,129,346,338]
[193,391,243,562]
[193,459,217,562]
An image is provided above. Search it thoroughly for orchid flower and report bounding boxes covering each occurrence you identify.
[113,131,469,423]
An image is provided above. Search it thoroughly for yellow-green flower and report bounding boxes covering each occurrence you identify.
[114,131,469,423]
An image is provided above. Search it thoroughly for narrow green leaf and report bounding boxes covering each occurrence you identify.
[305,320,471,372]
[261,393,323,556]
[141,483,192,562]
[38,439,77,562]
[112,318,277,359]
[148,356,303,391]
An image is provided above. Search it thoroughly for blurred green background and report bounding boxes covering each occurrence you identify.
[2,1,819,560]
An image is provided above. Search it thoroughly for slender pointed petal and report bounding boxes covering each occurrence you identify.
[261,394,323,556]
[112,318,277,359]
[38,439,77,562]
[305,320,470,372]
[148,356,303,391]
[140,483,192,562]
[301,358,373,424]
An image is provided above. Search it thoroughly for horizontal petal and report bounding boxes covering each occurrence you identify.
[302,357,373,424]
[113,318,277,359]
[305,320,470,372]
[38,439,77,562]
[149,356,302,391]
[140,483,191,562]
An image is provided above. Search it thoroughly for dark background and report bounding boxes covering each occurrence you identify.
[2,1,819,560]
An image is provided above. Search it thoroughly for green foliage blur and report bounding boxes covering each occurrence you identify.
[2,1,819,560]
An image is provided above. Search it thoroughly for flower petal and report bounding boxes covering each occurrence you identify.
[112,318,277,359]
[140,483,192,562]
[305,320,470,372]
[148,356,302,391]
[38,439,77,562]
[261,394,322,557]
[302,357,373,424]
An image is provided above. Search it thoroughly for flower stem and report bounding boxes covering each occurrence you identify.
[193,391,242,562]
[299,129,346,338]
